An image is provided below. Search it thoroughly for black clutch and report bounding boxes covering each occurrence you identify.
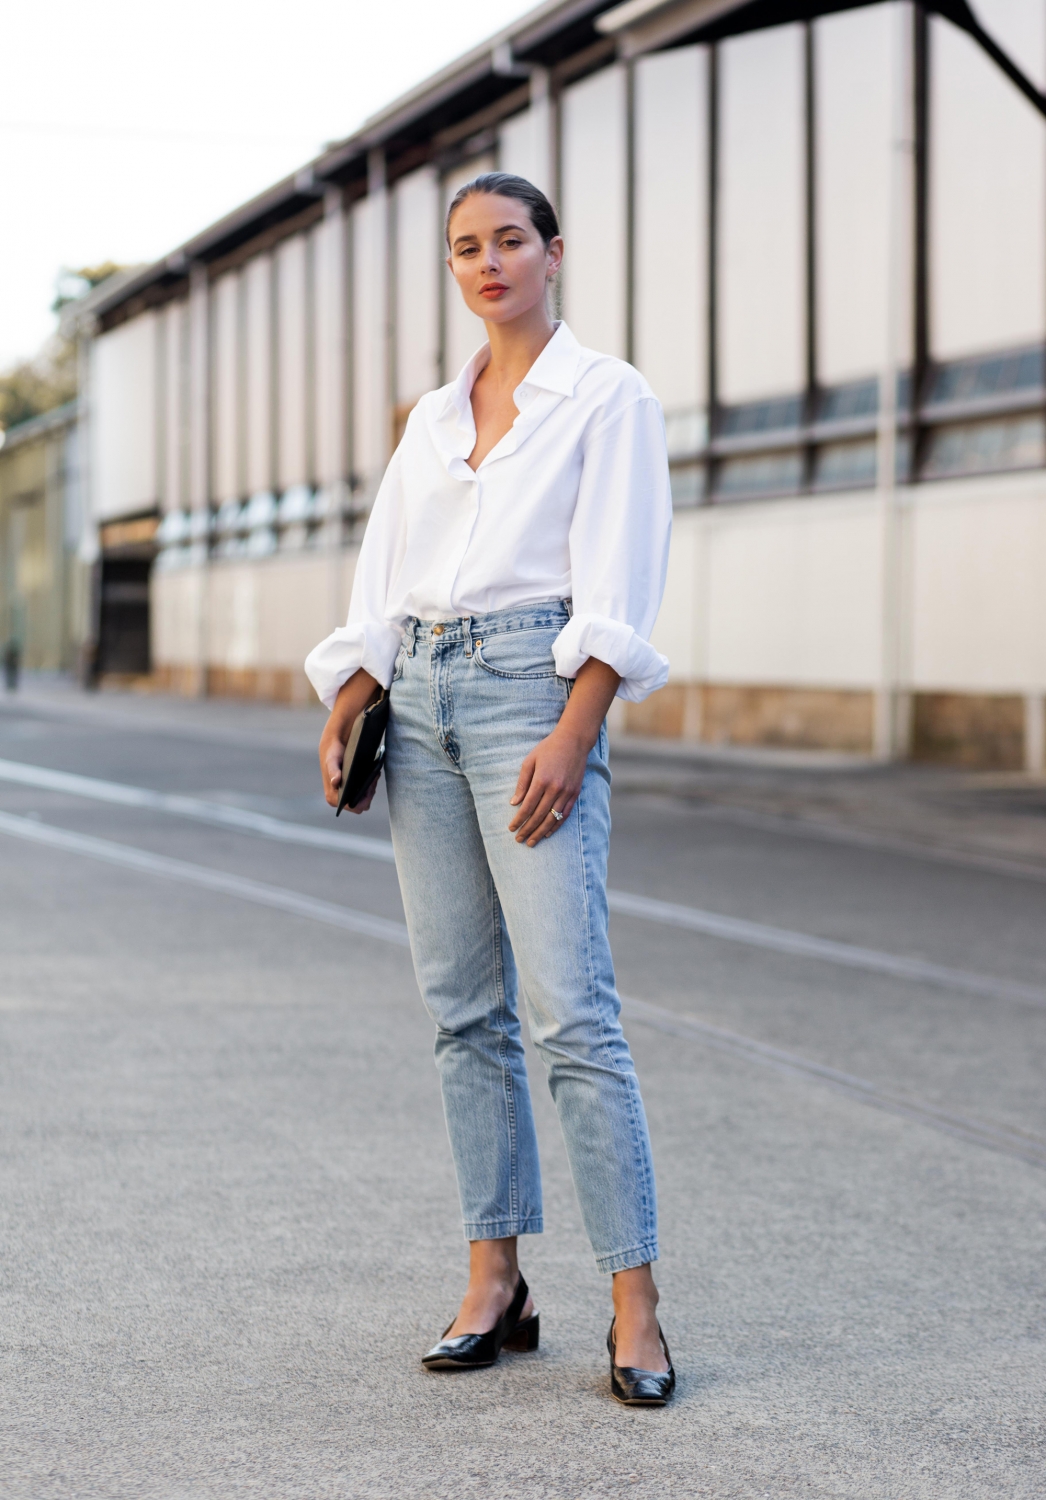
[335,690,390,815]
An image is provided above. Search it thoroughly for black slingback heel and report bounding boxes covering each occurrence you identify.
[422,1275,539,1370]
[607,1317,676,1405]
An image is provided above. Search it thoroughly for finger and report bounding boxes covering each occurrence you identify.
[509,754,536,809]
[351,774,380,814]
[524,792,577,846]
[515,785,563,843]
[510,775,552,834]
[325,747,344,789]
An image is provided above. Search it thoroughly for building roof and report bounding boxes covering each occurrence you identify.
[0,400,79,453]
[83,0,1042,331]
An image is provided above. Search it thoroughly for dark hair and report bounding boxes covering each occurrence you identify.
[444,172,560,249]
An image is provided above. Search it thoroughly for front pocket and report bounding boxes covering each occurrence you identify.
[472,627,561,679]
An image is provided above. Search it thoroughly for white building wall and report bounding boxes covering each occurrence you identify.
[560,66,628,359]
[930,0,1046,358]
[909,472,1046,691]
[718,24,805,402]
[90,313,158,521]
[634,46,707,452]
[498,99,555,199]
[442,155,495,380]
[815,5,897,384]
[394,166,441,408]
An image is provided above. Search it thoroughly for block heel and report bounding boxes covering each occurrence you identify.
[422,1275,535,1370]
[502,1312,539,1352]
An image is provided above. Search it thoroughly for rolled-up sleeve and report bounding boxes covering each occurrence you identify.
[552,395,672,703]
[304,451,407,710]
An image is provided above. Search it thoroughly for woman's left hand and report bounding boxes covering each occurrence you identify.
[509,726,588,846]
[508,657,622,847]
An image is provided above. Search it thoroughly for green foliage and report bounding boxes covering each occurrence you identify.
[0,338,77,432]
[1,263,124,434]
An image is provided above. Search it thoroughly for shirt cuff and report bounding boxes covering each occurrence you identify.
[304,622,403,710]
[552,612,669,704]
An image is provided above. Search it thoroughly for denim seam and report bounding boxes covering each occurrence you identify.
[577,760,657,1264]
[490,880,520,1231]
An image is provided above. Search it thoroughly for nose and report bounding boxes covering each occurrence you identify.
[480,244,501,275]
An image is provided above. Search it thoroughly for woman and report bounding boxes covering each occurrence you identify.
[305,173,675,1405]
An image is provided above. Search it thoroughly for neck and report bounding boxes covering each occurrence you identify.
[482,301,556,386]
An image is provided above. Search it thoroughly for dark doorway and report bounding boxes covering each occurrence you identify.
[97,556,151,674]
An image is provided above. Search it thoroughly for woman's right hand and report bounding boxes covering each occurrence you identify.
[318,668,382,809]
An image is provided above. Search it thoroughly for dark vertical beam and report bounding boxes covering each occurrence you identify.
[706,42,720,504]
[625,57,637,367]
[803,19,818,492]
[911,0,930,480]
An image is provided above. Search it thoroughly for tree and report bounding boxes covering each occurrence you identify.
[0,262,125,434]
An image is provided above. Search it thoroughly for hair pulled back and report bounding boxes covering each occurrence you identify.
[444,172,560,249]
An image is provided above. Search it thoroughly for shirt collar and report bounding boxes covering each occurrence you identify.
[437,321,582,421]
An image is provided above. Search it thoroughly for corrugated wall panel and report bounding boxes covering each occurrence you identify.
[634,47,706,438]
[90,313,158,521]
[244,253,273,496]
[930,1,1046,358]
[314,207,348,485]
[718,26,805,402]
[395,166,441,408]
[352,192,388,487]
[276,233,309,490]
[212,271,241,504]
[561,68,627,359]
[162,300,188,512]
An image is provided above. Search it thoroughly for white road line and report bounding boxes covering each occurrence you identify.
[620,997,1046,1170]
[2,806,1042,1173]
[605,890,1046,1009]
[0,810,409,947]
[0,756,396,862]
[2,756,1044,1010]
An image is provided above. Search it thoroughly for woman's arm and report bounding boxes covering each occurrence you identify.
[318,667,382,810]
[508,656,620,847]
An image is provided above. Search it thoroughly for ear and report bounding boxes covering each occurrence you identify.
[546,236,564,278]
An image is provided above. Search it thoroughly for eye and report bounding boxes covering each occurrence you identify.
[501,237,522,249]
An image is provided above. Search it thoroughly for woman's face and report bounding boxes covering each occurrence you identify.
[446,193,563,325]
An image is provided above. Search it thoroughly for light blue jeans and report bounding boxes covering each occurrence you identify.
[384,601,658,1274]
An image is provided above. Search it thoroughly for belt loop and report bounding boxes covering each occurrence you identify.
[405,618,417,656]
[462,615,473,657]
[564,597,573,619]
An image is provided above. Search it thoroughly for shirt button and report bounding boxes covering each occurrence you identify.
[432,623,444,635]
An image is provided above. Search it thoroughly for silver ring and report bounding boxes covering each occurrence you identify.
[550,808,564,822]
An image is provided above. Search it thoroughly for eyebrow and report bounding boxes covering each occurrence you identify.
[452,223,529,249]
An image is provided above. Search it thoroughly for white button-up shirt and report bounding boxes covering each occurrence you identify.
[305,321,672,708]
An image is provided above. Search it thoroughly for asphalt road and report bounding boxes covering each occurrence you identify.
[1,680,1044,1499]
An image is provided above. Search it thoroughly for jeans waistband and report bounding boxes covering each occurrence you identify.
[406,600,571,652]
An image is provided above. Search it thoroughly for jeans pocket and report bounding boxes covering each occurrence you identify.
[473,626,560,679]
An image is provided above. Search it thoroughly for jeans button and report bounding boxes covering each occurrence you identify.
[432,623,444,636]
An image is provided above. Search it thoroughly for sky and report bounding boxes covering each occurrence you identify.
[2,0,540,369]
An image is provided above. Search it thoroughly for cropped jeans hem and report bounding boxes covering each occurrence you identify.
[464,1215,545,1242]
[596,1240,661,1275]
